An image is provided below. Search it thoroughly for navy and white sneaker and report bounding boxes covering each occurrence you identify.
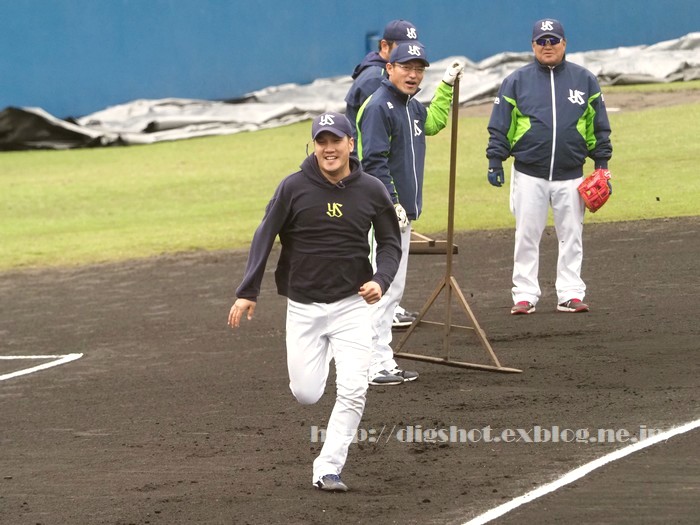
[369,369,404,386]
[392,311,416,328]
[315,474,349,492]
[389,367,419,382]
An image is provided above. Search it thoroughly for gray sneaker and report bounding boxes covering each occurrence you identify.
[315,474,349,492]
[392,311,415,328]
[369,369,404,386]
[389,367,419,382]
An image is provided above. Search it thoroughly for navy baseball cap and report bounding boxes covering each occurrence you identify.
[389,41,429,66]
[532,19,565,40]
[311,112,353,140]
[383,19,419,43]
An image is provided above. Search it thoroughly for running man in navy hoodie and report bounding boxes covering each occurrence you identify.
[229,112,401,492]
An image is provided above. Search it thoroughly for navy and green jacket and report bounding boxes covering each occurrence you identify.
[344,51,388,139]
[356,79,453,220]
[486,58,612,180]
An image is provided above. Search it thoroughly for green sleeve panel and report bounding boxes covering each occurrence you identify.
[578,92,602,151]
[503,95,530,147]
[355,95,370,160]
[425,82,453,136]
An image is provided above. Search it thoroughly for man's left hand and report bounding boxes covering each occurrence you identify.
[488,167,505,187]
[442,61,464,86]
[359,281,382,304]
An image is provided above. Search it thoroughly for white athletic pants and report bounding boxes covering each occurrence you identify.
[509,168,586,305]
[285,295,371,485]
[369,224,412,374]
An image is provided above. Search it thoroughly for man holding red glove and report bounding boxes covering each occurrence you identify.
[485,18,613,315]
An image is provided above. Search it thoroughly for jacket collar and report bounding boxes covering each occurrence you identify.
[380,77,422,101]
[534,56,567,72]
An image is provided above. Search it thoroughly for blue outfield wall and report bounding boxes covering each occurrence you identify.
[1,0,698,118]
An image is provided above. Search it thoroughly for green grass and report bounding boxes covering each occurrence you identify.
[1,83,699,271]
[419,100,700,232]
[1,126,301,269]
[603,79,700,93]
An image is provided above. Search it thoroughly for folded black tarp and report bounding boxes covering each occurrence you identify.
[0,107,113,151]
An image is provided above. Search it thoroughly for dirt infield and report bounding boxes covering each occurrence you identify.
[1,216,698,524]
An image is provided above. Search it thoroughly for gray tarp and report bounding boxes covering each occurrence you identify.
[1,32,698,150]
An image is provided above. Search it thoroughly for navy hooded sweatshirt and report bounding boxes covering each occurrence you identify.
[236,154,402,304]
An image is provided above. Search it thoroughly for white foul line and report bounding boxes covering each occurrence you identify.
[0,353,84,381]
[463,418,700,525]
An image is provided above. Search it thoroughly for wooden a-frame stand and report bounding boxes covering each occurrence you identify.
[393,77,521,374]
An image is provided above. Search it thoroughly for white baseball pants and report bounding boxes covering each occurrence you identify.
[509,168,586,305]
[285,295,371,485]
[369,223,412,375]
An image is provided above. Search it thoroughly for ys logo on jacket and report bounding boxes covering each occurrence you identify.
[326,203,343,218]
[568,89,585,105]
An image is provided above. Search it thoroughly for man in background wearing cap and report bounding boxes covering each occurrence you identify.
[345,18,421,331]
[345,19,419,137]
[486,19,612,315]
[357,41,463,386]
[229,112,401,492]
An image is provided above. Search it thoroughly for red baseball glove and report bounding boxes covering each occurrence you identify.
[578,168,612,213]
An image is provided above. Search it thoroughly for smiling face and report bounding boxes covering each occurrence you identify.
[313,132,354,183]
[532,36,566,67]
[386,59,426,96]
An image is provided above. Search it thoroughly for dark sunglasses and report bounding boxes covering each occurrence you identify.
[534,37,562,46]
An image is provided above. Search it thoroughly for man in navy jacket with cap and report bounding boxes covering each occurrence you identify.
[357,41,463,386]
[345,19,421,330]
[345,19,419,138]
[486,18,613,316]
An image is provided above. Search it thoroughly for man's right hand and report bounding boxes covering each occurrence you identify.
[228,298,256,328]
[394,203,409,232]
[487,167,505,187]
